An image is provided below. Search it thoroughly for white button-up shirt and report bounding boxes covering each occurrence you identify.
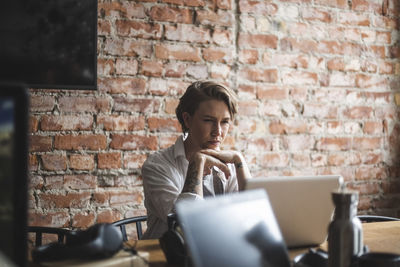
[141,136,238,239]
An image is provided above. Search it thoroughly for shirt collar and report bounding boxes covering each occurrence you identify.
[174,135,187,160]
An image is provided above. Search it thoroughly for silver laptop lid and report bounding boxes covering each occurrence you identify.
[245,175,343,248]
[176,190,291,267]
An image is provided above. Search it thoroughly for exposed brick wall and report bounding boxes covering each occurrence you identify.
[28,0,400,230]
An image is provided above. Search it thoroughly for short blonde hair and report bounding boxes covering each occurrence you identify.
[175,81,238,133]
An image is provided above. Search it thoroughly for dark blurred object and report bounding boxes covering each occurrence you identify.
[0,0,97,90]
[357,215,400,223]
[159,213,190,266]
[31,223,123,263]
[0,83,29,267]
[28,226,71,246]
[355,252,400,267]
[293,248,328,267]
[328,191,363,267]
[176,190,291,267]
[112,215,147,241]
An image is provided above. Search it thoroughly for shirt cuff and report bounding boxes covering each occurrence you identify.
[177,192,203,202]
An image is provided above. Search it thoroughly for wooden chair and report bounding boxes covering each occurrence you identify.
[112,215,147,241]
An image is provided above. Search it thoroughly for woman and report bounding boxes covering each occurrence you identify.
[141,81,252,239]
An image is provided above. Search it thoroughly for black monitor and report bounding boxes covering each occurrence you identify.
[0,83,29,267]
[0,0,97,90]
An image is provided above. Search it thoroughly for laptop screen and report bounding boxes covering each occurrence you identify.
[0,83,29,267]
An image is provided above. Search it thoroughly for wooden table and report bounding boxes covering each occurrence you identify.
[134,221,400,266]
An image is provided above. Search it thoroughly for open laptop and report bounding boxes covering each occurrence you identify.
[245,175,343,248]
[176,189,291,267]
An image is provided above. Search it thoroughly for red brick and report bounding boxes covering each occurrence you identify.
[212,28,233,46]
[124,154,147,169]
[113,97,161,113]
[58,96,111,113]
[155,44,201,62]
[97,115,145,131]
[327,152,361,166]
[103,39,152,57]
[40,115,93,131]
[256,85,288,100]
[116,58,138,75]
[260,153,290,167]
[38,192,91,209]
[92,192,110,207]
[98,77,146,94]
[70,154,95,170]
[159,134,181,149]
[239,0,278,15]
[343,106,373,119]
[282,135,314,151]
[165,62,187,78]
[29,175,44,190]
[282,70,318,85]
[149,6,192,23]
[98,58,115,76]
[148,117,181,132]
[338,12,370,26]
[210,64,231,79]
[29,154,38,171]
[29,135,52,152]
[55,135,107,150]
[165,24,210,43]
[263,53,309,69]
[98,18,111,35]
[109,190,143,207]
[238,33,278,49]
[165,98,179,114]
[100,2,147,19]
[238,100,259,116]
[302,7,332,23]
[41,154,67,171]
[64,175,97,190]
[72,212,96,228]
[355,166,387,180]
[303,104,338,119]
[97,209,123,224]
[30,95,55,112]
[316,137,352,151]
[379,61,394,74]
[269,120,308,134]
[98,152,122,169]
[356,74,388,88]
[28,211,70,228]
[239,67,278,82]
[29,116,39,133]
[148,79,188,96]
[203,47,233,63]
[196,9,234,26]
[110,134,158,150]
[280,37,318,53]
[352,0,382,13]
[353,137,381,150]
[114,175,143,187]
[115,20,162,39]
[141,60,163,77]
[239,49,258,64]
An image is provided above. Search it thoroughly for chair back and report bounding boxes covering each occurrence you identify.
[28,226,71,246]
[112,216,147,241]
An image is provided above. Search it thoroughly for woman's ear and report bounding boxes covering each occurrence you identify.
[182,112,191,131]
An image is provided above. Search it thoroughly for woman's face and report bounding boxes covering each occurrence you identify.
[183,99,231,151]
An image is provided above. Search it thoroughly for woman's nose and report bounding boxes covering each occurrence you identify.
[211,123,222,136]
